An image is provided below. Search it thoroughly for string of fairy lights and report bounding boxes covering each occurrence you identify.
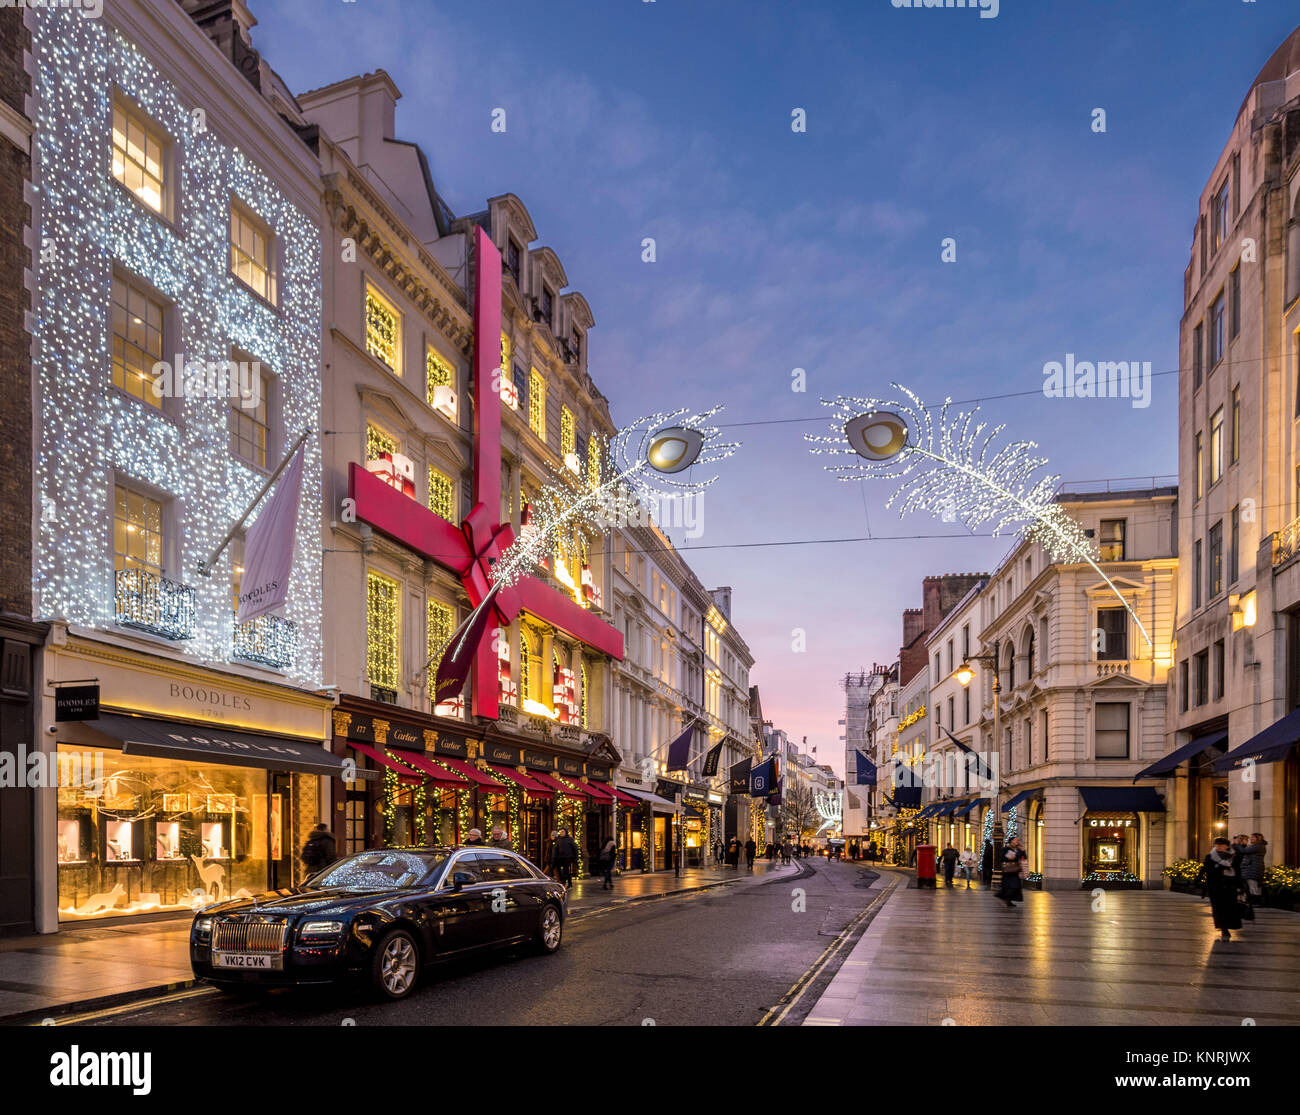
[31,13,323,688]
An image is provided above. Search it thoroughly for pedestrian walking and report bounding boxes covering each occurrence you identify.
[980,841,994,887]
[1199,836,1246,941]
[300,823,336,874]
[553,827,579,887]
[867,840,878,865]
[597,835,618,890]
[781,838,792,865]
[940,843,959,887]
[726,838,740,869]
[957,846,977,888]
[994,836,1026,908]
[1239,832,1267,905]
[488,825,511,849]
[765,841,775,860]
[744,838,757,870]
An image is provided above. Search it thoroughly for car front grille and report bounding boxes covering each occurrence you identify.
[212,918,288,953]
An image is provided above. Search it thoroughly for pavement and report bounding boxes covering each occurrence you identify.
[803,867,1300,1026]
[0,857,795,1024]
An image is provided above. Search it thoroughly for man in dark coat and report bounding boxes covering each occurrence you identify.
[300,823,336,874]
[744,838,757,870]
[939,844,959,887]
[553,827,579,887]
[1200,837,1244,940]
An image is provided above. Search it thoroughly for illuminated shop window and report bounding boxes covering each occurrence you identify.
[587,436,601,490]
[561,406,576,458]
[366,423,397,463]
[426,599,455,702]
[426,347,453,403]
[111,100,166,214]
[366,572,401,692]
[428,466,455,520]
[230,200,276,304]
[113,483,162,577]
[365,284,401,372]
[110,274,165,407]
[528,369,545,438]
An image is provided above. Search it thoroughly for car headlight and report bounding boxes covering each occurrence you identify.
[299,920,345,940]
[194,917,213,941]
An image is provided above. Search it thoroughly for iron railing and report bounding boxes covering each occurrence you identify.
[233,611,298,669]
[115,569,196,640]
[1275,515,1300,567]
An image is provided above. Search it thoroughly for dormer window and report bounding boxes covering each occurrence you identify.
[571,329,582,364]
[540,286,553,326]
[506,239,521,284]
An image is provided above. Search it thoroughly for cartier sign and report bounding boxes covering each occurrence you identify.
[433,735,469,759]
[386,722,423,750]
[487,743,521,766]
[557,756,583,777]
[524,750,556,771]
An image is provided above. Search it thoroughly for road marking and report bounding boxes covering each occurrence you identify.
[43,986,217,1025]
[756,878,896,1028]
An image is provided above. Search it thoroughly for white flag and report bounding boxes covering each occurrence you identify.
[236,445,304,624]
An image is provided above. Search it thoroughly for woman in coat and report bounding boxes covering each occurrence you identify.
[726,838,740,869]
[598,836,618,890]
[1200,837,1244,941]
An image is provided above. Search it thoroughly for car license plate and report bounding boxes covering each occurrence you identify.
[213,952,282,970]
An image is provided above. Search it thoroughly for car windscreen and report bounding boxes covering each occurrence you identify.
[308,851,447,890]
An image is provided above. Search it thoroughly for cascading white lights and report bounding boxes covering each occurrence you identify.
[30,11,323,687]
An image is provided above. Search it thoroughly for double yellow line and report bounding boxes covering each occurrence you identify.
[756,876,896,1027]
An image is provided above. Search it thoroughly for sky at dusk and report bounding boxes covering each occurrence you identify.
[252,0,1299,777]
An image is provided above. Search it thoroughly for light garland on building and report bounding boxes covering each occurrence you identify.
[31,13,324,687]
[807,384,1150,646]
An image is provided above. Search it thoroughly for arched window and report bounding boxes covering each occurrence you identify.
[1024,628,1035,679]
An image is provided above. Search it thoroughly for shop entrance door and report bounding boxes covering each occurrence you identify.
[269,773,294,889]
[654,815,668,870]
[521,808,544,869]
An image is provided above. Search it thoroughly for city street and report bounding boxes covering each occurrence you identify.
[61,860,885,1028]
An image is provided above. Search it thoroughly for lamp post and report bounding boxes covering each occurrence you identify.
[956,639,1002,891]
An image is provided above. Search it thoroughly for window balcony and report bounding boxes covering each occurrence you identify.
[115,569,196,641]
[1275,514,1300,567]
[233,611,297,670]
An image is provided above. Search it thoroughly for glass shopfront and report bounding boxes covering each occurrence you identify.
[433,787,459,845]
[1082,812,1140,878]
[57,744,306,922]
[482,792,509,840]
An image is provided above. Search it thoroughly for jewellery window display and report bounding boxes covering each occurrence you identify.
[1083,813,1139,878]
[56,744,300,922]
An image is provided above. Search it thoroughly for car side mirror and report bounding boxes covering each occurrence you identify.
[451,871,475,891]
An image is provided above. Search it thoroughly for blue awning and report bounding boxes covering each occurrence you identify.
[934,800,964,816]
[953,797,988,816]
[1078,786,1165,812]
[1001,788,1040,813]
[892,786,922,809]
[1133,730,1228,782]
[1213,709,1300,772]
[916,802,944,818]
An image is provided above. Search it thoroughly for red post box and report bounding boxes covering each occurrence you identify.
[916,844,937,888]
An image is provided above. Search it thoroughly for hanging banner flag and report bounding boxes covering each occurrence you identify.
[433,603,495,709]
[769,776,783,807]
[728,758,752,795]
[666,723,693,771]
[855,750,877,786]
[236,444,305,624]
[749,756,777,796]
[701,741,724,777]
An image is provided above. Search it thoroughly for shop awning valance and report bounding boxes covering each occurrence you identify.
[623,787,679,812]
[915,803,941,818]
[1077,786,1165,812]
[486,764,554,798]
[953,798,988,816]
[390,749,471,788]
[583,780,617,804]
[528,770,592,799]
[1133,730,1228,782]
[424,753,503,788]
[92,712,371,779]
[1213,709,1300,772]
[345,740,421,784]
[608,785,643,808]
[1001,789,1040,813]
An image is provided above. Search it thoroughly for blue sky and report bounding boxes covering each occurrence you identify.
[253,0,1298,775]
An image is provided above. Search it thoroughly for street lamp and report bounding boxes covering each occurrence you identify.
[955,640,1002,889]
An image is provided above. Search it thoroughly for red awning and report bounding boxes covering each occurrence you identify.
[486,764,554,798]
[607,785,643,808]
[346,741,421,784]
[390,749,470,787]
[426,753,504,788]
[528,770,590,798]
[582,780,616,804]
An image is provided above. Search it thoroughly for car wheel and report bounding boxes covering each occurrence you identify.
[533,902,563,954]
[371,928,420,1000]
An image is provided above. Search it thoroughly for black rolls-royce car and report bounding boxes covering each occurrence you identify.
[190,847,566,1000]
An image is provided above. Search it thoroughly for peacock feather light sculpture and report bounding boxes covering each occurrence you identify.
[806,383,1151,647]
